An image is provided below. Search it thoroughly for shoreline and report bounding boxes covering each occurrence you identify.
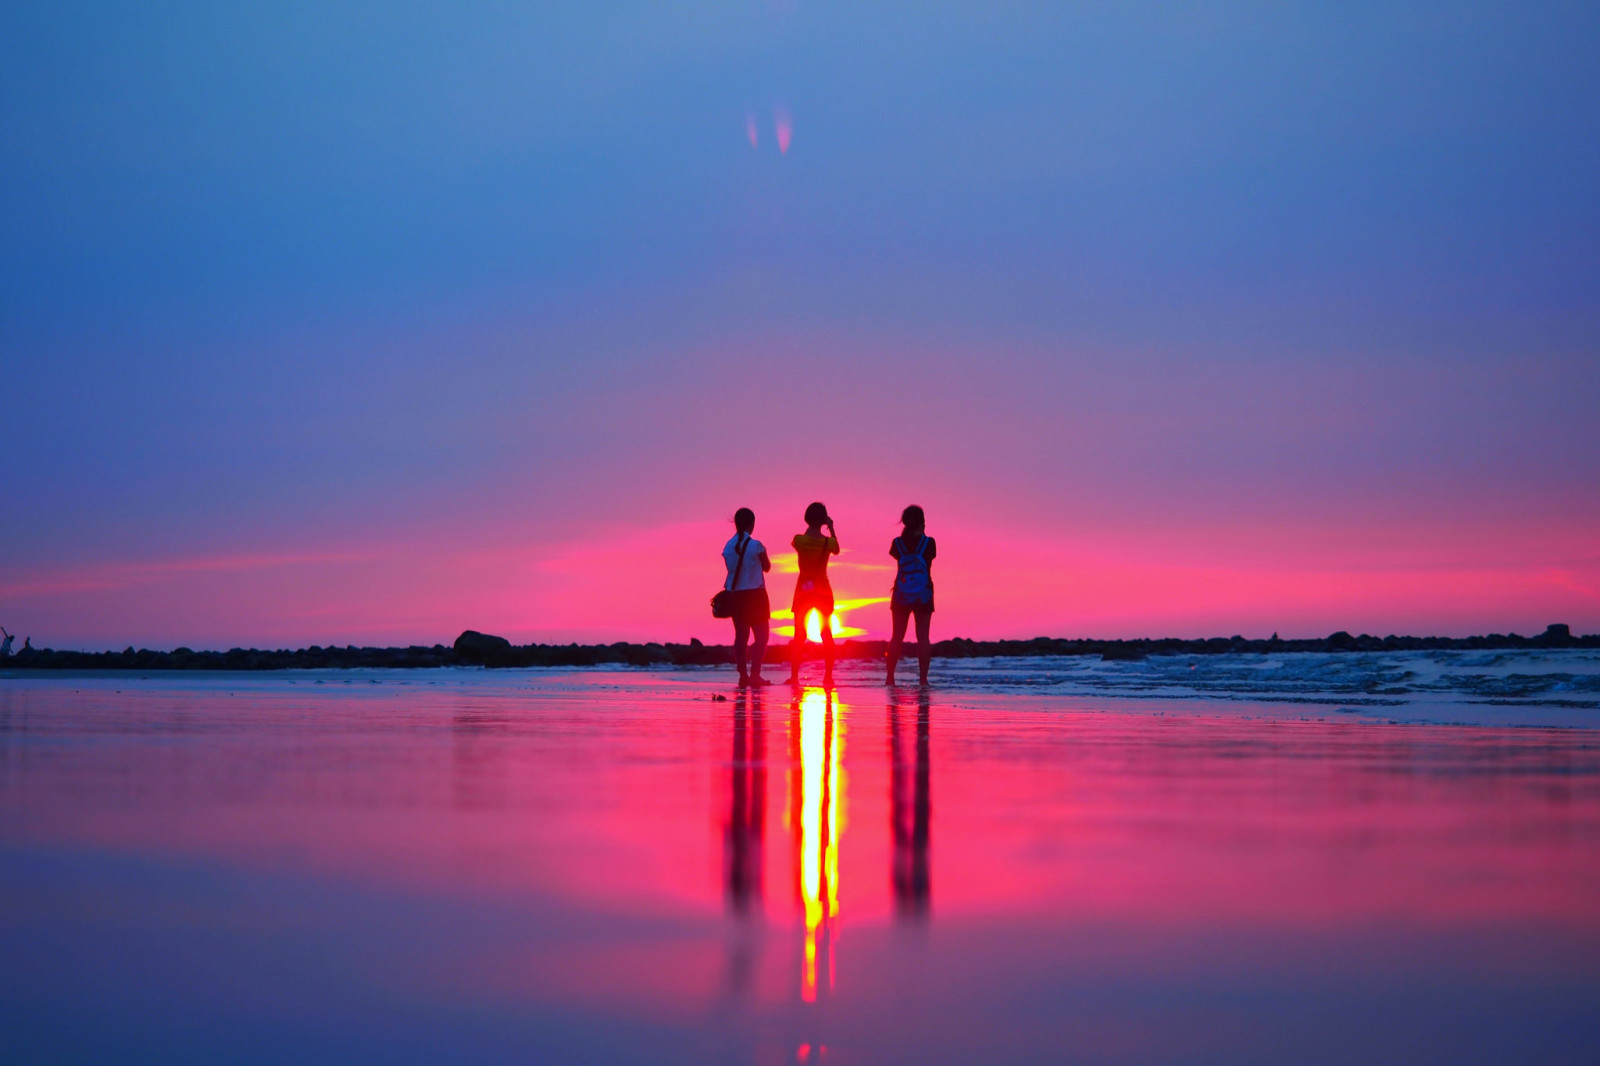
[1,624,1592,671]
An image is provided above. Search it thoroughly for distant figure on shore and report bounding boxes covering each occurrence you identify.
[886,505,936,686]
[0,627,13,658]
[723,508,772,688]
[790,502,840,686]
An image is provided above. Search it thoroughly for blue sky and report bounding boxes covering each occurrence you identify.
[3,2,1598,646]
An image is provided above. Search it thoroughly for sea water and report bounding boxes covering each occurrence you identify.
[2,653,1597,1064]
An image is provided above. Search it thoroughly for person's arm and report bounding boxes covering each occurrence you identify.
[889,540,901,559]
[759,549,771,573]
[826,520,840,554]
[924,538,936,565]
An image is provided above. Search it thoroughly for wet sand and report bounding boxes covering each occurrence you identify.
[2,661,1597,1064]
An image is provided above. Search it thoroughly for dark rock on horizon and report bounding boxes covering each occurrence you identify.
[1538,623,1574,646]
[453,630,513,662]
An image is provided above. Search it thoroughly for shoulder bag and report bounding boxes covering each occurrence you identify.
[711,535,751,618]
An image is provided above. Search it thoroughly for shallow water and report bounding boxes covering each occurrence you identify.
[2,658,1598,1064]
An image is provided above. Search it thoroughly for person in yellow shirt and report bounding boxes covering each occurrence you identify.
[789,501,840,686]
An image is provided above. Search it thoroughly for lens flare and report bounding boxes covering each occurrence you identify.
[775,106,792,154]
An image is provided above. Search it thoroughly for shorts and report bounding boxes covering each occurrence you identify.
[891,589,935,614]
[729,587,770,627]
[792,580,835,626]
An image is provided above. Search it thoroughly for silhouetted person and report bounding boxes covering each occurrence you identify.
[0,627,13,658]
[886,505,936,686]
[789,502,840,687]
[723,508,772,688]
[890,688,931,918]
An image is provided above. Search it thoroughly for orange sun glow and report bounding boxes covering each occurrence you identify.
[773,597,886,640]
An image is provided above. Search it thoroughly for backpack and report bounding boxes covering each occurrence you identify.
[893,535,933,607]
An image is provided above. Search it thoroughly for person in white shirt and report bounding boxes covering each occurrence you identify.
[723,508,772,687]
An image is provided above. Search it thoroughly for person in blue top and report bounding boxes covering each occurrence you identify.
[723,508,773,687]
[886,505,936,686]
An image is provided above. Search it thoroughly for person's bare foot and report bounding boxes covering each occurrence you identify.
[749,674,769,688]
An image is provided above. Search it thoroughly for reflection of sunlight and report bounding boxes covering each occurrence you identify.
[799,690,824,931]
[795,687,843,1003]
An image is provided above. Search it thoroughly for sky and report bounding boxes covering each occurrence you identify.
[2,1,1598,649]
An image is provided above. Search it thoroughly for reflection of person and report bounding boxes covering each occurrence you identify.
[723,691,766,913]
[723,508,772,688]
[886,505,936,686]
[890,688,931,918]
[0,627,13,658]
[789,502,840,686]
[721,693,768,1001]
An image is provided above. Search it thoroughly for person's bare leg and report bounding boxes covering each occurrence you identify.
[750,617,770,685]
[821,626,836,687]
[789,617,804,685]
[887,606,911,685]
[914,609,932,686]
[733,618,751,686]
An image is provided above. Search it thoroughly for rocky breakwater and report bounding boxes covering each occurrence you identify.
[2,625,1592,671]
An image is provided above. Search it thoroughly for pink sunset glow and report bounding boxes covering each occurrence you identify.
[4,511,1594,649]
[5,317,1595,650]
